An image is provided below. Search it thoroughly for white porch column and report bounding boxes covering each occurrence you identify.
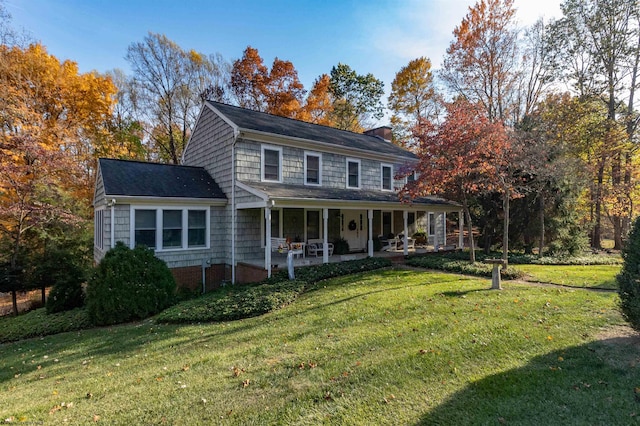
[265,207,272,278]
[403,210,409,256]
[443,212,447,246]
[367,209,374,257]
[323,208,329,264]
[458,210,464,249]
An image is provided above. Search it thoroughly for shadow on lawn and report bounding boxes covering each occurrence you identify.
[417,333,640,425]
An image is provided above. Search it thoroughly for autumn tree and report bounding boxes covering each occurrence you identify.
[441,0,521,123]
[388,57,440,148]
[0,43,115,313]
[230,46,306,118]
[126,32,229,163]
[402,100,510,263]
[328,63,385,132]
[549,0,640,249]
[298,74,334,126]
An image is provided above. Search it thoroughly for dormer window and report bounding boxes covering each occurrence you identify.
[262,145,282,182]
[305,151,322,186]
[381,164,393,191]
[346,158,361,189]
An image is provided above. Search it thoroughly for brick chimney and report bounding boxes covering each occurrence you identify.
[364,126,393,142]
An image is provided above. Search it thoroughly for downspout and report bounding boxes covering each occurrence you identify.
[109,199,116,249]
[231,132,239,285]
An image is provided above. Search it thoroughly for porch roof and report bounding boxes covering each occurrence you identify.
[237,180,460,210]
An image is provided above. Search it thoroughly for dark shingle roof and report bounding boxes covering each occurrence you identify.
[208,101,417,160]
[99,158,226,199]
[239,181,459,208]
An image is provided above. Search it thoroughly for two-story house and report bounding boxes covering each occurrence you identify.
[94,101,463,288]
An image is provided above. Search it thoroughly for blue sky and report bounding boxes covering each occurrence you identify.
[6,0,562,121]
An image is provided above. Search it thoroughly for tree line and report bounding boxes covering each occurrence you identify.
[1,0,639,309]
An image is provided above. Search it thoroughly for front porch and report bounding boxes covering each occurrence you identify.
[235,241,461,283]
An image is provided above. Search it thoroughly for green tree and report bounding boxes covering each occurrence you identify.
[328,63,385,132]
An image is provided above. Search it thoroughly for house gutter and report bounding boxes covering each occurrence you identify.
[108,198,116,249]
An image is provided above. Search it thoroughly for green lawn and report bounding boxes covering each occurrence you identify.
[0,269,633,425]
[518,264,621,290]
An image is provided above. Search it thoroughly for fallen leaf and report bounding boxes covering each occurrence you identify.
[93,414,100,422]
[242,379,250,388]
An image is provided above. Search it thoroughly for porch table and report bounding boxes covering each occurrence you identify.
[289,242,306,259]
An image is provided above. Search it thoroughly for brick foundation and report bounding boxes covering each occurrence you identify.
[171,264,226,291]
[235,262,273,284]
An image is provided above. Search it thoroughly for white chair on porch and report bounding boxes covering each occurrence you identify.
[307,239,334,257]
[270,237,288,253]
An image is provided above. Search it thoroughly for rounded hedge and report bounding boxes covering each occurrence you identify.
[617,216,640,331]
[86,242,177,326]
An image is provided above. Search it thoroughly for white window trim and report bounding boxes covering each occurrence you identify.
[381,163,393,191]
[261,144,283,183]
[304,151,322,186]
[346,158,361,189]
[130,205,211,252]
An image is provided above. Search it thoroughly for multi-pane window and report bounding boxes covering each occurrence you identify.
[381,164,392,191]
[307,210,320,239]
[132,207,209,250]
[162,210,182,248]
[305,152,321,185]
[428,212,436,236]
[188,210,206,247]
[347,159,360,189]
[135,209,157,249]
[262,146,281,182]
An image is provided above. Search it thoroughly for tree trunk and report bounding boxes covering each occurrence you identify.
[538,193,545,258]
[503,187,510,268]
[463,201,476,263]
[41,286,46,305]
[592,163,605,249]
[11,290,18,316]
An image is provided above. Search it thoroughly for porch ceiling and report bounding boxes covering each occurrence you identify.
[237,180,461,211]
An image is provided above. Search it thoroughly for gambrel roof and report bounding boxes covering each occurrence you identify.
[207,101,417,160]
[98,158,226,200]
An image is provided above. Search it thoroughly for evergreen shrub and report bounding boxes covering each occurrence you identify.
[86,242,176,325]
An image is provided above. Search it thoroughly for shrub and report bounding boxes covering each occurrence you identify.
[268,256,393,284]
[157,257,392,324]
[617,217,640,331]
[407,255,524,280]
[0,308,91,344]
[31,248,87,314]
[155,280,306,324]
[86,243,176,326]
[333,238,350,255]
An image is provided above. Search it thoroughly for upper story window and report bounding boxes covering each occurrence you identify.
[407,171,417,183]
[381,164,393,191]
[304,151,322,186]
[132,206,210,251]
[262,145,282,182]
[346,158,361,189]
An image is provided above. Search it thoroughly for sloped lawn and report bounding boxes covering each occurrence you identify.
[0,269,632,425]
[517,264,621,290]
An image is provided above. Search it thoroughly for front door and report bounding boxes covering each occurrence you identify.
[342,210,366,252]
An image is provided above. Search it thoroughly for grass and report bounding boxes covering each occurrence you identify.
[0,269,632,425]
[518,264,621,290]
